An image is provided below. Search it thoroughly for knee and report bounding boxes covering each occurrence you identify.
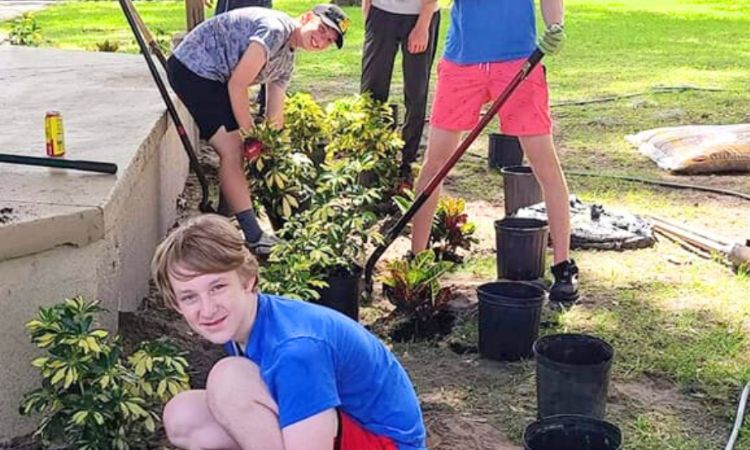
[163,391,199,446]
[206,357,274,419]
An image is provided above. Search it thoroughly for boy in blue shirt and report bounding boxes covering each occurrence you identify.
[151,214,426,450]
[410,0,579,302]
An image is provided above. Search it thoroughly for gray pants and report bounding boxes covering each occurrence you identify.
[361,6,440,173]
[215,0,271,15]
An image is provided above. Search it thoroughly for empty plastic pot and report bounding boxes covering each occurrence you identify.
[534,333,614,419]
[477,281,546,361]
[494,217,549,281]
[501,165,543,215]
[488,133,524,169]
[524,415,622,450]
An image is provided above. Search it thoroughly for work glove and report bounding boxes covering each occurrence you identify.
[538,23,566,56]
[243,138,264,161]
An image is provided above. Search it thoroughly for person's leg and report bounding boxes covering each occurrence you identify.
[209,129,277,253]
[400,11,440,176]
[411,127,462,253]
[411,59,489,253]
[163,390,241,450]
[205,357,285,450]
[360,7,400,103]
[493,59,578,301]
[517,135,570,264]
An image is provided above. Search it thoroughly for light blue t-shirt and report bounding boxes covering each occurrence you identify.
[224,293,426,450]
[444,0,537,64]
[173,7,296,86]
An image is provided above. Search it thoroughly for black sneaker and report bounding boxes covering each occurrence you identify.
[549,259,580,303]
[246,231,279,257]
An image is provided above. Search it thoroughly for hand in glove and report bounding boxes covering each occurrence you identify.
[538,23,566,56]
[243,138,264,161]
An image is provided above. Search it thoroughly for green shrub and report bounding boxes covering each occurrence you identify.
[9,13,43,47]
[95,39,120,52]
[21,297,190,450]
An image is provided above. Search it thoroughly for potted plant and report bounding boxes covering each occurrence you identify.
[245,122,317,230]
[324,94,403,193]
[268,156,384,320]
[431,196,479,262]
[376,249,456,341]
[394,192,478,262]
[284,92,328,167]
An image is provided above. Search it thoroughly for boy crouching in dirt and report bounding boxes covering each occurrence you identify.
[151,214,426,450]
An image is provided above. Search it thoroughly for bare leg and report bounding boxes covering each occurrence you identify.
[163,390,241,450]
[518,134,571,264]
[205,357,284,450]
[411,127,462,253]
[209,128,253,214]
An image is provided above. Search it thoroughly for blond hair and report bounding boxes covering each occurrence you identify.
[151,214,259,310]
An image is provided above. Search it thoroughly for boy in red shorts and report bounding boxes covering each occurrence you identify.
[411,0,579,302]
[152,214,426,450]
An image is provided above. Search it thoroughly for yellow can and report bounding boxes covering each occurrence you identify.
[45,111,66,157]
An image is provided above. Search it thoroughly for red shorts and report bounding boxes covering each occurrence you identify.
[335,411,397,450]
[430,57,552,136]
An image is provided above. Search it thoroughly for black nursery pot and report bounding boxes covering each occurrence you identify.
[476,281,546,361]
[310,141,327,167]
[314,266,362,321]
[501,165,543,216]
[488,133,524,169]
[533,333,614,419]
[494,217,549,281]
[523,415,622,450]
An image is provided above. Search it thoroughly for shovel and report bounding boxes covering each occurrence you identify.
[118,0,214,213]
[363,49,546,293]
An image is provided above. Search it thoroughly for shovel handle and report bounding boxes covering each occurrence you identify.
[0,153,117,174]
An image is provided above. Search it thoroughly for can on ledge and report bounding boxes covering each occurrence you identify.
[45,111,66,157]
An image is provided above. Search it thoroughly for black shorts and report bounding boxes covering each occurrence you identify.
[166,56,238,140]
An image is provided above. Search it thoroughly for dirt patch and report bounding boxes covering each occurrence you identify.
[425,411,520,450]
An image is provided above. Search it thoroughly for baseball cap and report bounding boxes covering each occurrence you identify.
[312,4,350,49]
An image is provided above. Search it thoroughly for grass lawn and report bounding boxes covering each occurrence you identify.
[3,0,750,448]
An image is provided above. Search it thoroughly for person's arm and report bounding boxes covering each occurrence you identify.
[283,408,338,450]
[407,0,437,54]
[362,0,371,20]
[540,0,564,28]
[538,0,565,55]
[265,82,286,129]
[228,42,268,133]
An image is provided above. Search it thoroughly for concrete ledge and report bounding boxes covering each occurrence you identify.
[0,46,196,438]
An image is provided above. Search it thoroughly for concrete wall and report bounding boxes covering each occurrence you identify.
[0,110,194,439]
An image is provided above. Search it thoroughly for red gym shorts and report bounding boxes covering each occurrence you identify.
[430,57,552,136]
[335,411,397,450]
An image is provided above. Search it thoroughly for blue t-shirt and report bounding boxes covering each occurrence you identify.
[444,0,537,64]
[224,293,426,450]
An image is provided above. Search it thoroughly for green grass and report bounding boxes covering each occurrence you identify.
[4,0,750,448]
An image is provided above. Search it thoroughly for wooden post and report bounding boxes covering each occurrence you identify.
[186,0,205,32]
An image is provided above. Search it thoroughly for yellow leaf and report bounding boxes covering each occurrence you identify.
[87,337,101,353]
[51,367,66,385]
[64,367,75,389]
[31,357,49,368]
[157,379,167,397]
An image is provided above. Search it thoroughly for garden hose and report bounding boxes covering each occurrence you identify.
[565,171,750,203]
[725,380,750,450]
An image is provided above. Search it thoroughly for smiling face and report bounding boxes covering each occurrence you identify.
[170,267,257,345]
[299,14,339,52]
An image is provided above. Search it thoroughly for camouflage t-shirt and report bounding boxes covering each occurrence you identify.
[173,8,296,87]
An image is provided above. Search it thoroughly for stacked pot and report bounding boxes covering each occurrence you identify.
[475,135,621,448]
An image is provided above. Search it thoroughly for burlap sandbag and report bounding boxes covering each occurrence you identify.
[626,124,750,174]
